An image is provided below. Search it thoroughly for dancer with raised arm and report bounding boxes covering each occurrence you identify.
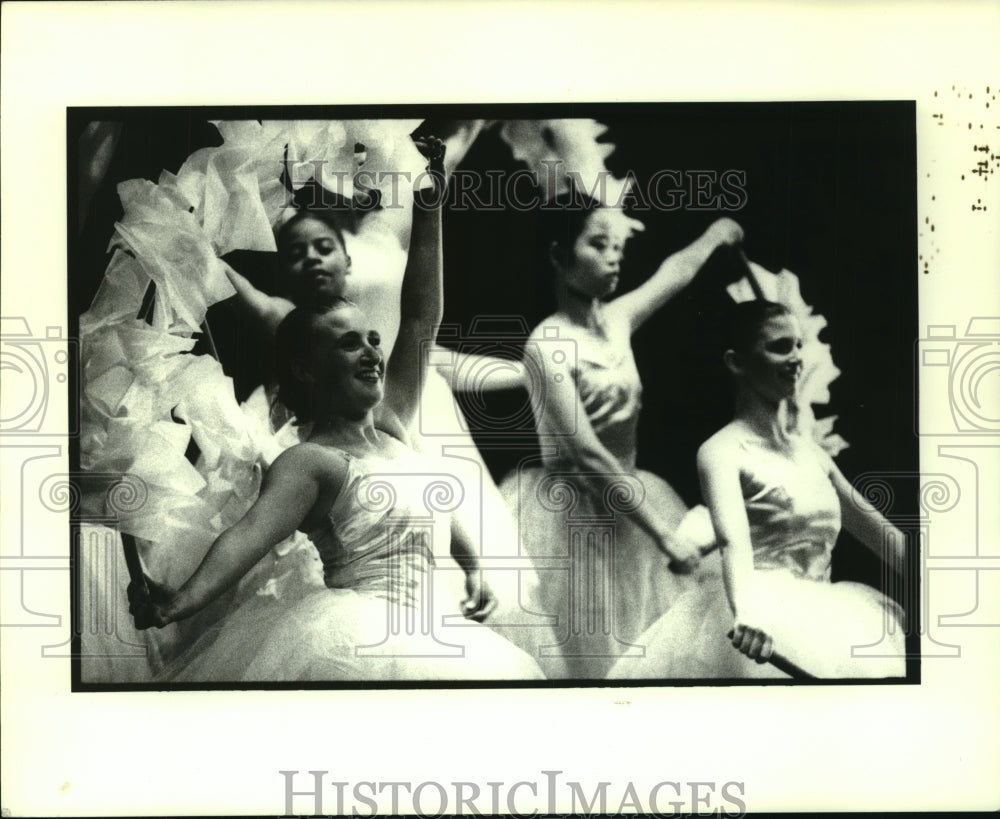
[500,192,744,678]
[215,124,559,674]
[608,300,906,679]
[128,139,544,681]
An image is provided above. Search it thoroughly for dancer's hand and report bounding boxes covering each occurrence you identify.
[728,621,774,663]
[705,217,744,248]
[657,533,700,575]
[461,572,498,623]
[582,389,630,432]
[413,135,448,201]
[127,575,177,630]
[414,135,446,174]
[667,552,700,575]
[582,389,614,427]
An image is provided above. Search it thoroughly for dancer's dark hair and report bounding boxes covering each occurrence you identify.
[537,189,604,273]
[274,299,354,424]
[722,299,792,356]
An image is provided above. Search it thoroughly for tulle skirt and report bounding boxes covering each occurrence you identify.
[608,569,906,680]
[499,466,717,679]
[162,543,545,682]
[80,371,564,684]
[413,369,568,679]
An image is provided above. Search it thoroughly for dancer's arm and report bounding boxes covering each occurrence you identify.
[607,218,743,334]
[449,515,498,623]
[382,137,446,429]
[433,346,527,392]
[128,446,340,629]
[528,324,698,571]
[221,260,294,336]
[697,433,774,663]
[827,458,906,573]
[417,120,526,395]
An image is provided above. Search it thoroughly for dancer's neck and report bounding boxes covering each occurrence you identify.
[556,284,606,334]
[733,387,795,447]
[309,411,382,450]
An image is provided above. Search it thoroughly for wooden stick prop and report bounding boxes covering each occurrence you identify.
[121,532,148,594]
[737,247,767,301]
[119,281,159,589]
[726,629,816,680]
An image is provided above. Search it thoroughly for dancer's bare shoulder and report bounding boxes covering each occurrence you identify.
[697,423,745,474]
[526,313,578,369]
[269,443,351,493]
[268,443,354,531]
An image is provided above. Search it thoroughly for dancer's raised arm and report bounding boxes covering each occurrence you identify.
[222,261,294,334]
[382,136,446,430]
[607,217,743,334]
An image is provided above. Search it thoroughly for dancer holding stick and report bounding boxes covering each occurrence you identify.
[500,192,745,678]
[127,138,543,681]
[609,299,907,679]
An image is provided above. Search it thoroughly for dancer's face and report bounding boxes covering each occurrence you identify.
[310,305,385,416]
[560,209,625,298]
[738,314,804,402]
[278,217,352,309]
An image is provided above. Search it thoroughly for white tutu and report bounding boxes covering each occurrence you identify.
[165,546,543,682]
[158,444,545,683]
[609,569,905,680]
[496,320,711,679]
[610,435,906,680]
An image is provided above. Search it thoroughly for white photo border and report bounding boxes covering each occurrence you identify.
[1,1,998,815]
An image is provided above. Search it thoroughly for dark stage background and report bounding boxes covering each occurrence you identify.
[70,103,918,599]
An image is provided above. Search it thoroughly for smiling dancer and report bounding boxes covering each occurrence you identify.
[212,124,562,675]
[608,300,907,679]
[128,139,544,681]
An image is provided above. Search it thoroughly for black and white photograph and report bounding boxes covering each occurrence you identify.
[2,2,998,816]
[71,104,919,688]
